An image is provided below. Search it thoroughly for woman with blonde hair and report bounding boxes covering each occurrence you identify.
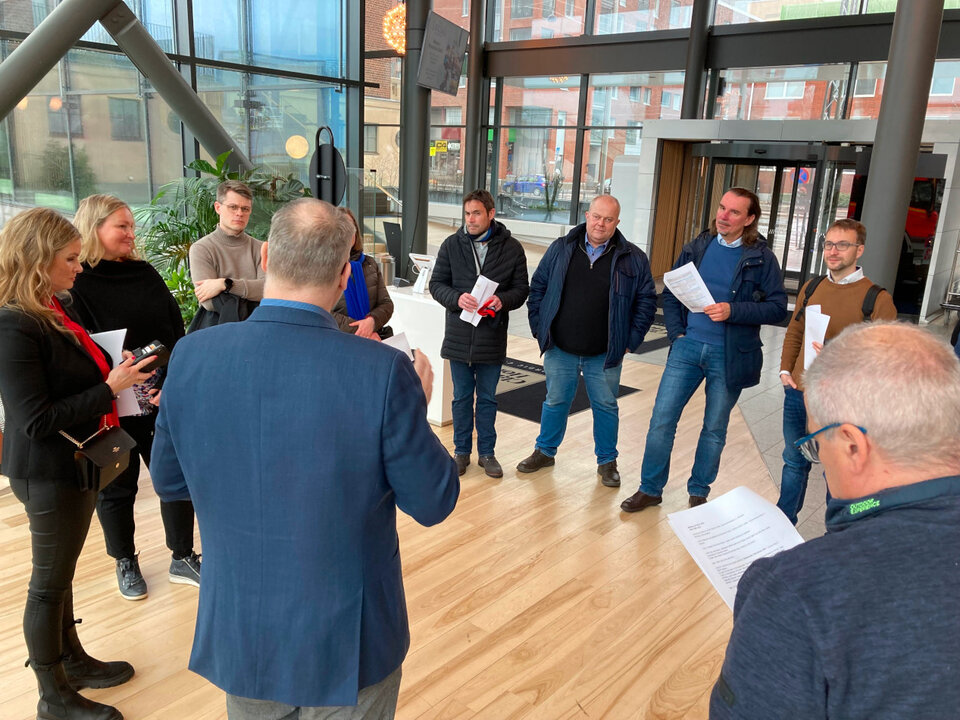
[0,206,154,720]
[70,194,198,601]
[331,207,394,340]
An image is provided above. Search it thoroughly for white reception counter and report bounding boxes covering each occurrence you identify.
[386,286,452,426]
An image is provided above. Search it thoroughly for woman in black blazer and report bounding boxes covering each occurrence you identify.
[0,208,153,720]
[71,194,199,601]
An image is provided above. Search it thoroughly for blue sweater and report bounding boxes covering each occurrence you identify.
[685,238,741,346]
[711,475,960,719]
[662,230,786,390]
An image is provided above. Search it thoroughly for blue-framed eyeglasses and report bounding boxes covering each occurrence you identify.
[794,423,868,463]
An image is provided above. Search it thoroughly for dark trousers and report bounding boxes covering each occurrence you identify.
[97,412,195,559]
[11,476,95,663]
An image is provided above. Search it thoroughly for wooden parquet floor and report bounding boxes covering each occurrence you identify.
[0,335,778,720]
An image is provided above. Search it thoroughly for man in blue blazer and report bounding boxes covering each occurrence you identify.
[151,198,459,719]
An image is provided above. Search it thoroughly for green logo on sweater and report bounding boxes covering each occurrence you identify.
[849,498,880,515]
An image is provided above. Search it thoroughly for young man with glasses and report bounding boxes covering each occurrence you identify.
[518,194,657,487]
[622,187,787,513]
[775,218,896,524]
[712,322,960,719]
[189,180,265,318]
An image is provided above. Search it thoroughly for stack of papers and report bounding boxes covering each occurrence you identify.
[804,305,830,370]
[90,329,139,417]
[662,262,715,313]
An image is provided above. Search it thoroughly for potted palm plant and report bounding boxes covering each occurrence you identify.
[136,150,309,323]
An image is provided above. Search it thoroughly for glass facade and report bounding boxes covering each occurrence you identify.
[710,60,960,122]
[712,65,850,121]
[0,0,353,213]
[595,0,694,35]
[1,44,181,209]
[490,0,696,42]
[851,60,960,120]
[492,0,586,41]
[493,76,579,224]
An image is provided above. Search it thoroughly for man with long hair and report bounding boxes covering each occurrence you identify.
[622,187,787,512]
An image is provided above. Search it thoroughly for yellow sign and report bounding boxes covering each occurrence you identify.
[430,147,436,156]
[435,140,448,153]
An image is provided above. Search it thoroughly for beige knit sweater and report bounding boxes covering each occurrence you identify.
[189,226,265,311]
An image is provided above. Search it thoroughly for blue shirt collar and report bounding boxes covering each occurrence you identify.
[825,474,960,531]
[584,236,611,262]
[717,234,743,248]
[260,297,325,315]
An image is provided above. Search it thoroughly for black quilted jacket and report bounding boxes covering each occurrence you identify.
[429,221,529,364]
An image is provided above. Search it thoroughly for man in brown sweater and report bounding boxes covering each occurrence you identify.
[190,180,265,315]
[777,218,897,523]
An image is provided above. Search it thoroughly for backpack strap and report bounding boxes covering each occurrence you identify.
[793,275,826,323]
[861,284,886,322]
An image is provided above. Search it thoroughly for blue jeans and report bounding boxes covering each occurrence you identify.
[535,347,622,464]
[449,360,501,456]
[639,337,742,498]
[777,385,812,525]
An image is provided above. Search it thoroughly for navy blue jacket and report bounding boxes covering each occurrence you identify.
[712,475,960,719]
[527,224,657,369]
[151,304,459,707]
[663,230,786,390]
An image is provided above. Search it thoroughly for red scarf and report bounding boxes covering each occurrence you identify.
[50,297,120,428]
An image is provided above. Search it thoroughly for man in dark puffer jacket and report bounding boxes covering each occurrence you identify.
[430,190,529,478]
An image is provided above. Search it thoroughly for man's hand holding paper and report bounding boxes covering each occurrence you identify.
[663,262,716,313]
[459,275,499,327]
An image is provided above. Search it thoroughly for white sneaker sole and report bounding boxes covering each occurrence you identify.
[169,574,200,588]
[118,589,148,601]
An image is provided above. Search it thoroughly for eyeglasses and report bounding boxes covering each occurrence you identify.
[794,422,867,463]
[823,241,861,251]
[587,212,617,225]
[223,203,252,215]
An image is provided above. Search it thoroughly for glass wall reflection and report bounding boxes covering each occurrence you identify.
[0,44,181,210]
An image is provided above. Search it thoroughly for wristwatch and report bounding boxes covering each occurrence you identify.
[223,278,233,292]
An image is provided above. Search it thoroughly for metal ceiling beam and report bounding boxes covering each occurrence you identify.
[101,3,252,171]
[0,0,122,121]
[485,29,688,77]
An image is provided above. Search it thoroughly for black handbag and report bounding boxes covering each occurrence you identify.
[59,423,137,492]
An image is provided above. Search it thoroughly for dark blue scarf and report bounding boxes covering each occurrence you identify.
[344,253,371,320]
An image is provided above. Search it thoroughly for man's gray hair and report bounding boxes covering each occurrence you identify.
[266,198,354,288]
[804,322,960,468]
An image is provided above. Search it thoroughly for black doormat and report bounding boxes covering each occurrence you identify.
[495,358,639,424]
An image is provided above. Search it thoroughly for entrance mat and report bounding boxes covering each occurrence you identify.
[496,358,639,424]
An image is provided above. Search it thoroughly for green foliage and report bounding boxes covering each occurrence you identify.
[41,142,98,199]
[136,150,310,324]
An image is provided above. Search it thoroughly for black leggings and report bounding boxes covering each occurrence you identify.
[11,475,95,664]
[96,412,195,559]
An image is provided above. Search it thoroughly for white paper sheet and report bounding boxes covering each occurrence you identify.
[459,275,499,327]
[89,329,140,417]
[382,331,414,361]
[663,262,716,313]
[804,304,831,371]
[667,486,804,610]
